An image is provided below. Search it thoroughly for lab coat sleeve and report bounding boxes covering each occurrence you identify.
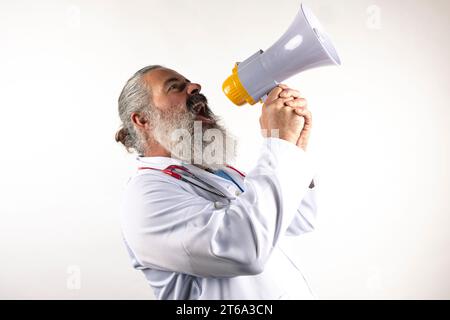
[120,137,315,278]
[285,179,318,236]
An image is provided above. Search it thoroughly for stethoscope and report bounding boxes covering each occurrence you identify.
[138,165,245,199]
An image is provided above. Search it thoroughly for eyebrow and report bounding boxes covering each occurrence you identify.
[163,77,191,88]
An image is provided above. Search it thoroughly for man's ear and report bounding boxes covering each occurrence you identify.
[130,112,148,129]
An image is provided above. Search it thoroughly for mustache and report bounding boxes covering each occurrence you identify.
[186,93,213,118]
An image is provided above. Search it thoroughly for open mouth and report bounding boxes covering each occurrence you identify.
[191,102,206,113]
[191,101,215,124]
[187,93,216,124]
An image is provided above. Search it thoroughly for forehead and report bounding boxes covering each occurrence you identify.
[142,68,186,92]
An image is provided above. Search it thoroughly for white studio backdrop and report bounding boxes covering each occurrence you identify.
[0,0,449,299]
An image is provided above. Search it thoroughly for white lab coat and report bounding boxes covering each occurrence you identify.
[120,137,318,300]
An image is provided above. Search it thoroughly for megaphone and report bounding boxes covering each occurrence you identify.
[222,3,341,106]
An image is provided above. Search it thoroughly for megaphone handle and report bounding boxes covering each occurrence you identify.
[260,82,280,104]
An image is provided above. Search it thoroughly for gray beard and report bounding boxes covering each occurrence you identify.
[149,106,237,171]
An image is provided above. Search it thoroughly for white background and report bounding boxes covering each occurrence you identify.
[0,0,449,299]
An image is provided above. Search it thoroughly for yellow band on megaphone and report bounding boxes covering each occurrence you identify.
[222,63,256,106]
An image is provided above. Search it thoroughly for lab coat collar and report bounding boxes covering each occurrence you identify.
[135,156,235,185]
[135,156,238,186]
[136,156,185,170]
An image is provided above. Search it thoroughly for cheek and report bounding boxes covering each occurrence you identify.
[169,96,187,112]
[156,96,186,111]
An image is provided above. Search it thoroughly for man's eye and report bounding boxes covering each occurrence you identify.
[169,83,187,92]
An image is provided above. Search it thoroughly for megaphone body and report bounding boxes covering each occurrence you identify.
[223,3,341,106]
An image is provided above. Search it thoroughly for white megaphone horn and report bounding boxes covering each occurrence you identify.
[222,3,341,106]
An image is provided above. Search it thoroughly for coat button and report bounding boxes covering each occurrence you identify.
[214,201,225,209]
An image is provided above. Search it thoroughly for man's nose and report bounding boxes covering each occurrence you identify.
[186,82,201,96]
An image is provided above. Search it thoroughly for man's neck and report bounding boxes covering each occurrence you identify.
[143,141,170,158]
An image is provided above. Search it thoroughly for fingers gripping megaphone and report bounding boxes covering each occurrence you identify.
[222,3,341,106]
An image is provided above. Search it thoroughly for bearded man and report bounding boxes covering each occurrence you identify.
[116,65,318,300]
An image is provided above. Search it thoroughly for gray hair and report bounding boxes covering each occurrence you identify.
[115,65,162,155]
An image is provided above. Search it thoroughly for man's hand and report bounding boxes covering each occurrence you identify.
[278,84,312,151]
[259,84,312,151]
